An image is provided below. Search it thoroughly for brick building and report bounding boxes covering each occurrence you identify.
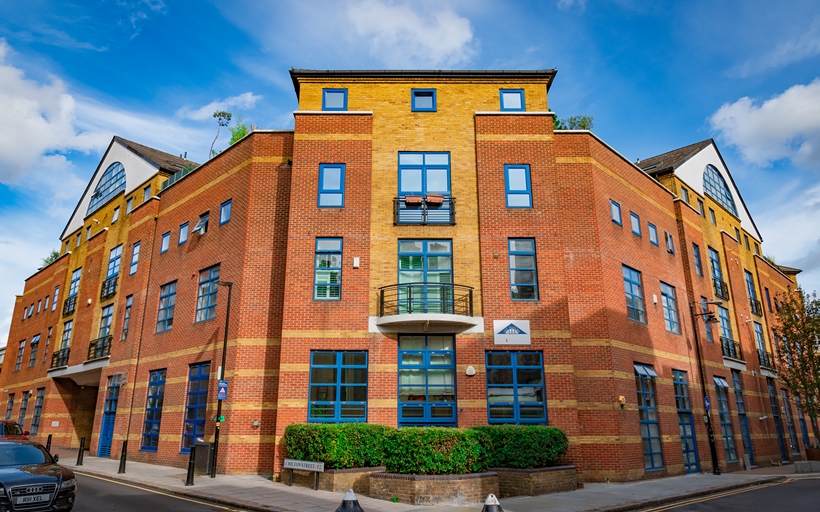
[2,69,812,483]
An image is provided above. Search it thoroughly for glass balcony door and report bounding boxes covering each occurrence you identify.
[398,240,453,314]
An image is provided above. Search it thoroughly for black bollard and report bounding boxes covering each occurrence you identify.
[117,440,128,474]
[185,445,196,486]
[45,434,52,453]
[481,494,504,512]
[335,489,365,512]
[76,437,85,466]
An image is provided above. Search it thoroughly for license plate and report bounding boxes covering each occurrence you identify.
[15,494,50,504]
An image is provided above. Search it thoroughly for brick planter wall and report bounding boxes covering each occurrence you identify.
[287,466,385,494]
[492,465,578,498]
[369,472,498,506]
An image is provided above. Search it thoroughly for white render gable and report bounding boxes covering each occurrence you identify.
[60,138,163,240]
[672,143,762,242]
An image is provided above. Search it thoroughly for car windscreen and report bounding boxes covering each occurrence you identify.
[0,445,49,466]
[2,424,23,435]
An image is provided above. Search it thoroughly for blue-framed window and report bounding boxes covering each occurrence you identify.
[322,88,348,111]
[104,374,121,416]
[52,286,59,312]
[308,351,367,422]
[126,198,133,214]
[718,306,732,340]
[30,388,44,435]
[14,340,24,371]
[28,335,40,367]
[647,223,658,245]
[398,240,452,313]
[68,268,82,297]
[60,321,73,350]
[660,282,680,334]
[195,265,220,322]
[665,232,675,254]
[143,185,151,202]
[697,199,704,216]
[141,369,166,451]
[318,164,345,207]
[160,232,170,253]
[505,165,532,208]
[782,389,800,454]
[708,246,722,281]
[397,152,451,224]
[486,351,547,424]
[610,200,622,225]
[500,89,525,111]
[156,282,177,333]
[411,89,436,112]
[107,245,123,278]
[635,363,663,470]
[623,266,646,323]
[630,212,641,236]
[5,395,13,421]
[732,370,754,466]
[314,238,342,300]
[398,335,456,426]
[765,287,772,313]
[87,162,126,215]
[753,322,765,351]
[795,396,811,449]
[714,376,738,462]
[509,239,538,300]
[122,295,132,340]
[703,164,738,216]
[179,223,189,245]
[193,212,209,235]
[130,243,140,275]
[693,243,703,276]
[99,304,113,338]
[182,362,211,452]
[768,377,789,461]
[18,392,28,428]
[112,207,119,224]
[745,270,757,301]
[701,297,714,343]
[220,199,232,225]
[673,370,700,473]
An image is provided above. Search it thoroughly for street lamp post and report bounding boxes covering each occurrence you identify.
[211,281,233,478]
[690,299,723,475]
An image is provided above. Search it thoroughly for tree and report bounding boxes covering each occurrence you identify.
[210,110,232,158]
[552,113,594,131]
[772,287,820,445]
[40,249,60,269]
[229,114,248,146]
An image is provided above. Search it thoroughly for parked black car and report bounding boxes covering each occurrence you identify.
[0,442,75,511]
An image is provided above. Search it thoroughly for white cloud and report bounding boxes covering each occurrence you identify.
[709,79,820,168]
[730,18,820,77]
[557,0,587,10]
[176,92,264,121]
[346,0,477,67]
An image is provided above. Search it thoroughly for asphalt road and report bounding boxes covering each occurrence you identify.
[73,473,249,512]
[638,478,820,511]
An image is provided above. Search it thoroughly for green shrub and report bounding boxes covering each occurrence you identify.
[382,427,489,475]
[472,425,569,469]
[283,423,393,469]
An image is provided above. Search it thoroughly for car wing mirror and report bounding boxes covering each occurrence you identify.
[53,454,59,462]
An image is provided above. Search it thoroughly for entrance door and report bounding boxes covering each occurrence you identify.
[98,376,120,458]
[398,335,456,426]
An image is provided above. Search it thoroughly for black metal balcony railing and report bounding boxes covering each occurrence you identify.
[713,278,730,301]
[51,348,70,369]
[750,298,763,317]
[100,276,118,300]
[393,196,456,225]
[87,335,112,360]
[62,295,77,317]
[758,349,776,370]
[721,336,744,361]
[379,283,474,317]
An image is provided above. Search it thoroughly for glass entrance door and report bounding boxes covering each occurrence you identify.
[398,335,456,426]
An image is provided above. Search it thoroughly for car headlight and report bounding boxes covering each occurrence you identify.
[0,486,5,496]
[60,479,76,491]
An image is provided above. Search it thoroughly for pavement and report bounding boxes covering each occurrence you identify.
[52,449,819,512]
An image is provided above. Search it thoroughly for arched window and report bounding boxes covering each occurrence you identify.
[87,162,126,215]
[703,164,737,217]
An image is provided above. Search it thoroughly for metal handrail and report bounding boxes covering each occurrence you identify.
[51,348,70,369]
[720,336,743,360]
[62,295,77,317]
[750,299,763,317]
[100,276,118,300]
[758,349,776,370]
[88,336,112,360]
[393,196,456,225]
[379,282,473,317]
[713,279,730,301]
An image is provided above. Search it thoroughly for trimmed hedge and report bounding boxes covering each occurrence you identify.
[382,427,489,475]
[472,425,569,469]
[283,423,393,470]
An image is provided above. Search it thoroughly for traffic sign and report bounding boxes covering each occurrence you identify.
[217,379,228,401]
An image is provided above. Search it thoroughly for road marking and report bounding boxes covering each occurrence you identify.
[75,472,246,511]
[639,480,786,511]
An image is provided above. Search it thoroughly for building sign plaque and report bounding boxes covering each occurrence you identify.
[493,320,531,345]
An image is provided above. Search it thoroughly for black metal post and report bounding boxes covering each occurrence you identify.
[76,437,85,466]
[117,440,128,474]
[211,281,232,478]
[185,445,196,486]
[690,302,721,475]
[45,434,52,453]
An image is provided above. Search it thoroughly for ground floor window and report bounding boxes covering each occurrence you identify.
[714,376,738,462]
[5,394,13,421]
[782,389,801,455]
[308,351,367,422]
[182,363,211,452]
[141,370,166,451]
[732,370,754,466]
[673,370,699,473]
[18,393,28,428]
[30,388,44,435]
[486,351,546,424]
[635,363,663,470]
[398,335,455,426]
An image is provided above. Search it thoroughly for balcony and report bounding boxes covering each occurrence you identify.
[713,278,730,301]
[87,335,112,360]
[100,276,118,300]
[376,282,479,332]
[62,295,77,317]
[394,196,456,225]
[721,336,743,361]
[750,298,763,317]
[51,348,70,369]
[758,349,776,371]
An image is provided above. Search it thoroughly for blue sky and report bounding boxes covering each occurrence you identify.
[1,0,820,345]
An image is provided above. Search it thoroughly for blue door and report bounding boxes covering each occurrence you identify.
[98,376,120,458]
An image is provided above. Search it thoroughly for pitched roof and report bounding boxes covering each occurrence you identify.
[638,139,713,174]
[114,136,197,173]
